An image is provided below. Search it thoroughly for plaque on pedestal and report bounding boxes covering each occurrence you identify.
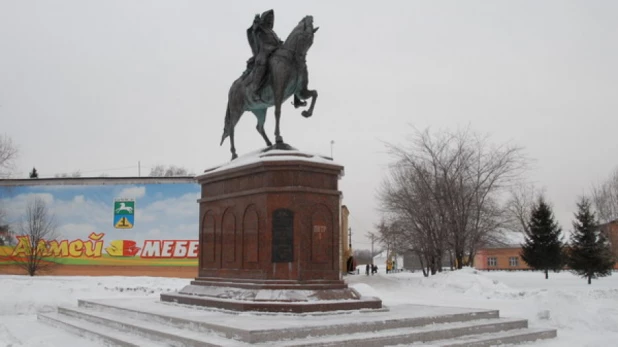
[272,209,294,263]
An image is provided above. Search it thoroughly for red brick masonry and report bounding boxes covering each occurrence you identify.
[161,151,382,312]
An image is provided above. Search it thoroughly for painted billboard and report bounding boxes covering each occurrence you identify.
[0,178,200,267]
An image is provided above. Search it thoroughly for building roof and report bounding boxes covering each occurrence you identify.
[480,244,523,250]
[597,219,618,229]
[0,176,196,187]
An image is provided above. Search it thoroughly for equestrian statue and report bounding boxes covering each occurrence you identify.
[220,10,319,160]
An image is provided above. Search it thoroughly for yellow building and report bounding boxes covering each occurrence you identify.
[340,205,352,274]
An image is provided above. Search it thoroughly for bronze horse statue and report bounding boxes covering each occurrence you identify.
[220,15,319,160]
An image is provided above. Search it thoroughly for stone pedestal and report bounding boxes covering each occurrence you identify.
[161,148,382,313]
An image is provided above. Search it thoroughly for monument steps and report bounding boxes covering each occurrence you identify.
[38,298,556,346]
[39,306,251,347]
[38,311,170,347]
[278,319,531,346]
[420,328,559,347]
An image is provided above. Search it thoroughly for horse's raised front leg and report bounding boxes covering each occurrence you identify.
[296,67,318,118]
[293,95,307,108]
[298,88,318,118]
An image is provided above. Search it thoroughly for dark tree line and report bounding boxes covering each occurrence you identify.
[567,198,615,284]
[519,196,614,284]
[520,196,565,279]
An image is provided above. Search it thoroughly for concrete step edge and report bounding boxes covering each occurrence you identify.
[275,318,530,347]
[37,312,158,347]
[78,299,248,340]
[56,305,250,347]
[422,327,558,347]
[78,298,500,344]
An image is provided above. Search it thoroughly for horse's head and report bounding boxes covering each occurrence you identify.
[283,15,319,56]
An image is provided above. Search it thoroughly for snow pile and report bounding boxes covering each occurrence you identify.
[346,269,618,346]
[202,147,341,176]
[1,270,618,346]
[0,275,187,316]
[349,282,381,299]
[413,268,511,295]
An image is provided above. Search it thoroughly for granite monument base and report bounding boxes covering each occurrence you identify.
[160,147,382,312]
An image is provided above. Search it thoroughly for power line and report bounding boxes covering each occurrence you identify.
[366,231,378,257]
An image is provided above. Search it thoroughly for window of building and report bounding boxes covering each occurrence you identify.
[487,257,497,267]
[509,257,519,267]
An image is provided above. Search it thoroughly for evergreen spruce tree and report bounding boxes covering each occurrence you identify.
[567,197,615,285]
[29,167,38,178]
[520,196,564,279]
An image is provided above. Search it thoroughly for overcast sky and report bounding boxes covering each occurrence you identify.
[1,1,617,250]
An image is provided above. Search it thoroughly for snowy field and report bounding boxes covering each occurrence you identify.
[0,268,617,346]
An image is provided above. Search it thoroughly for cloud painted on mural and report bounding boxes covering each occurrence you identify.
[118,186,146,199]
[0,183,200,243]
[61,223,100,240]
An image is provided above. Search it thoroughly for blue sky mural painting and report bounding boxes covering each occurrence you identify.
[0,182,200,244]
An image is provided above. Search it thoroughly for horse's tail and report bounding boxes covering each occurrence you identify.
[220,103,231,146]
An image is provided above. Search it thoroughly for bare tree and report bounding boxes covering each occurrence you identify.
[591,166,618,223]
[54,170,82,178]
[0,188,9,243]
[452,129,527,267]
[375,219,395,258]
[11,196,60,276]
[378,162,447,276]
[466,195,512,266]
[0,203,5,228]
[149,165,194,177]
[378,126,528,272]
[0,134,18,178]
[505,183,539,235]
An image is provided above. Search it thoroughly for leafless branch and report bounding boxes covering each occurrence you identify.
[149,165,193,177]
[591,166,618,223]
[0,134,18,178]
[11,196,61,276]
[378,126,529,272]
[505,182,545,235]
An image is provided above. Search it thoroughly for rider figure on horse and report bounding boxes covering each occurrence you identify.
[246,10,283,102]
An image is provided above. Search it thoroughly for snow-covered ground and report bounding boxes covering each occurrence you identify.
[1,269,616,346]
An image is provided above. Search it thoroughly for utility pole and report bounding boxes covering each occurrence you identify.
[330,140,334,159]
[366,232,377,263]
[138,161,141,177]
